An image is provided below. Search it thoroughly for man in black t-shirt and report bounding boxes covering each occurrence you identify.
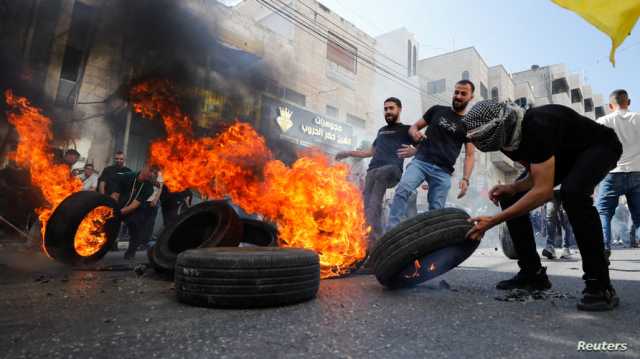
[98,151,132,195]
[464,100,623,312]
[386,80,476,231]
[109,164,157,260]
[335,97,416,248]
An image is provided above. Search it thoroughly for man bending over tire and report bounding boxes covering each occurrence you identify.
[464,100,622,312]
[109,164,158,260]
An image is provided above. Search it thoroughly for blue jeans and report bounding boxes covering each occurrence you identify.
[595,172,640,249]
[386,159,452,231]
[545,199,575,249]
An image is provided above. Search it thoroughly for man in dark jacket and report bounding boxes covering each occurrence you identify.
[109,164,157,260]
[464,100,622,311]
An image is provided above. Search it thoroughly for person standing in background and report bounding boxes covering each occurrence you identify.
[79,163,98,191]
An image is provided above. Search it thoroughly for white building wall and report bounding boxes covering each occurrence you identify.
[488,65,515,102]
[373,28,423,132]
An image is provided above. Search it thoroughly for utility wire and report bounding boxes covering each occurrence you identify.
[257,0,451,105]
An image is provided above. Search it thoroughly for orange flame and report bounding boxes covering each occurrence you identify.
[4,90,112,257]
[429,262,436,272]
[129,80,367,278]
[74,206,115,256]
[404,259,422,279]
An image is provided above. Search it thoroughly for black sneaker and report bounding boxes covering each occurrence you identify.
[577,285,619,311]
[542,248,556,260]
[496,267,552,291]
[604,249,611,266]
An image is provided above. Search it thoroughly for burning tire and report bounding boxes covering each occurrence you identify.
[499,224,518,260]
[240,218,277,246]
[370,208,477,289]
[149,200,243,275]
[44,191,120,265]
[175,247,320,308]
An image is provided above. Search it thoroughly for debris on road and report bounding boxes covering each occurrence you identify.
[494,289,577,303]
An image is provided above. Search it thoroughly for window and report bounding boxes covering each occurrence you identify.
[407,40,412,77]
[266,81,306,107]
[595,106,605,118]
[55,2,95,107]
[461,71,470,80]
[491,87,499,101]
[327,32,357,74]
[60,47,83,81]
[570,89,583,104]
[551,78,569,94]
[412,45,417,76]
[326,105,339,119]
[427,79,446,94]
[480,82,488,100]
[284,88,306,107]
[584,98,594,112]
[347,113,365,128]
[515,97,528,108]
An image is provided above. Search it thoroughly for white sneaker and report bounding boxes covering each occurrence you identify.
[560,248,576,259]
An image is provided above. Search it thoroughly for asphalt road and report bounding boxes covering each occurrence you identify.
[1,241,639,359]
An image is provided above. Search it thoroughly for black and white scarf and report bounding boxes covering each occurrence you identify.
[463,100,525,152]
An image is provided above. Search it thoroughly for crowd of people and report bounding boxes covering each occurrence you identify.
[337,85,639,312]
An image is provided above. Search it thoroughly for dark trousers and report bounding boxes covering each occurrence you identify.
[141,204,159,245]
[501,142,621,289]
[124,207,150,257]
[363,165,402,248]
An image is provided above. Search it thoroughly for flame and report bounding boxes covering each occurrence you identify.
[404,259,422,279]
[429,262,436,272]
[74,206,115,256]
[129,80,368,278]
[4,90,112,257]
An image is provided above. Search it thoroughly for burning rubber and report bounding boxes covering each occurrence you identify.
[44,191,121,265]
[370,208,478,289]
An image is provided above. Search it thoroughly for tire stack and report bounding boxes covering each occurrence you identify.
[147,201,279,276]
[147,201,320,308]
[147,200,243,276]
[370,208,478,289]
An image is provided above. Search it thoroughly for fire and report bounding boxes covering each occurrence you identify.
[74,206,115,256]
[404,259,422,279]
[4,90,112,257]
[429,262,436,272]
[129,80,368,278]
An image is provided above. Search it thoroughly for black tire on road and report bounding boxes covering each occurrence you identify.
[499,224,519,260]
[147,246,173,277]
[150,201,243,275]
[44,191,120,265]
[370,208,477,289]
[239,218,278,246]
[175,247,320,308]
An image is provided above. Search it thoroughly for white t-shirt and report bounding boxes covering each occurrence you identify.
[148,172,164,203]
[597,110,640,172]
[81,173,99,191]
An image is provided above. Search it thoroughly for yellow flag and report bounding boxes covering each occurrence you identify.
[552,0,640,65]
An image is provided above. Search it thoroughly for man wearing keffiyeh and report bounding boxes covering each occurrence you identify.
[463,100,623,312]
